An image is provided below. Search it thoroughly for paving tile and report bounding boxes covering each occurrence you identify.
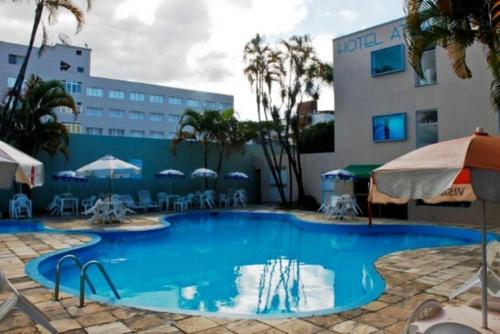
[138,324,182,333]
[304,314,344,328]
[125,314,167,331]
[85,321,131,334]
[75,310,116,327]
[225,319,270,333]
[48,319,81,332]
[331,320,378,334]
[196,326,236,334]
[275,319,323,334]
[175,316,219,333]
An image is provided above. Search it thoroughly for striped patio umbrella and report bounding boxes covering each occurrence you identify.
[321,169,354,181]
[369,128,500,328]
[156,169,186,194]
[52,170,87,193]
[224,172,249,181]
[191,168,217,190]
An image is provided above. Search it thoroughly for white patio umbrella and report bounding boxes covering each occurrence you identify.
[369,128,500,329]
[156,169,186,194]
[76,155,141,194]
[0,140,44,189]
[191,168,217,190]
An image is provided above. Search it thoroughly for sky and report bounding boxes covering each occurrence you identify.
[0,0,405,120]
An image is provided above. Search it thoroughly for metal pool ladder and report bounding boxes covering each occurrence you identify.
[53,254,121,307]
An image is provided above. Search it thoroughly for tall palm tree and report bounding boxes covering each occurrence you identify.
[9,75,77,158]
[2,0,92,139]
[405,0,500,109]
[244,34,288,205]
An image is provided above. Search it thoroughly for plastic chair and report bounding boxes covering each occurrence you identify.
[219,194,230,208]
[11,194,32,219]
[0,271,58,333]
[81,196,96,213]
[157,192,168,210]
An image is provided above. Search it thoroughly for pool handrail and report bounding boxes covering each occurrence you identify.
[79,260,120,307]
[53,254,96,301]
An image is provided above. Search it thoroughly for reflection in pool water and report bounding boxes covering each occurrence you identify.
[28,212,486,317]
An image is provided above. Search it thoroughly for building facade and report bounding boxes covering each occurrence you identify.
[0,41,233,139]
[330,17,500,223]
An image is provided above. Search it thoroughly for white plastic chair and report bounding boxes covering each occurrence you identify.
[120,194,144,211]
[219,194,230,208]
[81,196,96,213]
[157,192,168,210]
[449,240,500,299]
[324,195,341,219]
[46,195,62,216]
[0,271,58,333]
[11,194,32,219]
[138,190,160,212]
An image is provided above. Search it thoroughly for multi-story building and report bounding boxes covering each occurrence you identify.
[0,41,233,139]
[330,17,500,223]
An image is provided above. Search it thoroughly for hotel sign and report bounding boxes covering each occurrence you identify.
[335,22,405,56]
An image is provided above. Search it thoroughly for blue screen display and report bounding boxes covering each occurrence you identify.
[371,44,405,76]
[373,113,407,142]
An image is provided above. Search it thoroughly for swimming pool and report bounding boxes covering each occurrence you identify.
[0,220,45,234]
[26,212,496,318]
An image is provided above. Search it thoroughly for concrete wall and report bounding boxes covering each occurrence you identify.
[330,17,500,225]
[0,134,262,212]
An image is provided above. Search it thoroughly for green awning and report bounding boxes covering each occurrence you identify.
[344,164,382,178]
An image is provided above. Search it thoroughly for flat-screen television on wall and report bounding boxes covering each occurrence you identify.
[372,113,407,142]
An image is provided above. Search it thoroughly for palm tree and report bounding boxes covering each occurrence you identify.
[171,109,221,187]
[2,0,92,139]
[9,75,77,158]
[244,34,288,205]
[404,0,500,109]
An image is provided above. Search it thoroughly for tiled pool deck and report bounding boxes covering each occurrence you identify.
[1,209,499,334]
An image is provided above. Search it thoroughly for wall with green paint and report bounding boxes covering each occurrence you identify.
[0,134,263,212]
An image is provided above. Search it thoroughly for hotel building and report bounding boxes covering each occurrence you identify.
[0,41,233,139]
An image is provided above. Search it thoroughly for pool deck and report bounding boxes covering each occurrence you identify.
[1,208,500,334]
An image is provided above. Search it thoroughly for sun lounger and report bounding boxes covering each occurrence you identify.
[449,240,500,299]
[120,194,144,211]
[138,190,160,211]
[0,271,58,333]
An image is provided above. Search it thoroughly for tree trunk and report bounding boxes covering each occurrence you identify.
[213,142,225,191]
[2,3,44,140]
[203,141,209,189]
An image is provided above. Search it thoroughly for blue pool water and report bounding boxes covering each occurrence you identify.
[27,212,494,317]
[0,221,45,234]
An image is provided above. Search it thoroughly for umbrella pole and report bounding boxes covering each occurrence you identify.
[480,199,488,329]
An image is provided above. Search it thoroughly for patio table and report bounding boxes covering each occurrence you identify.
[165,195,180,211]
[60,197,79,216]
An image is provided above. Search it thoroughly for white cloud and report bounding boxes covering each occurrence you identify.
[338,9,359,20]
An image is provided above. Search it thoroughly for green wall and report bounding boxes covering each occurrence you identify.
[0,134,263,212]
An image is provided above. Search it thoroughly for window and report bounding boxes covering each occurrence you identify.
[86,87,104,97]
[109,89,125,99]
[130,130,145,137]
[62,80,82,94]
[186,99,200,108]
[76,102,83,114]
[86,107,103,117]
[62,123,81,134]
[76,50,82,56]
[109,109,125,118]
[58,106,74,114]
[204,101,216,109]
[167,131,176,139]
[372,113,407,142]
[219,102,232,110]
[130,92,145,102]
[416,109,438,148]
[7,77,16,88]
[150,131,164,139]
[109,128,125,136]
[149,113,164,122]
[149,94,164,104]
[130,111,145,120]
[168,96,183,105]
[8,54,24,65]
[371,44,405,76]
[86,127,103,135]
[168,114,180,123]
[416,48,437,86]
[77,67,84,73]
[60,61,71,71]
